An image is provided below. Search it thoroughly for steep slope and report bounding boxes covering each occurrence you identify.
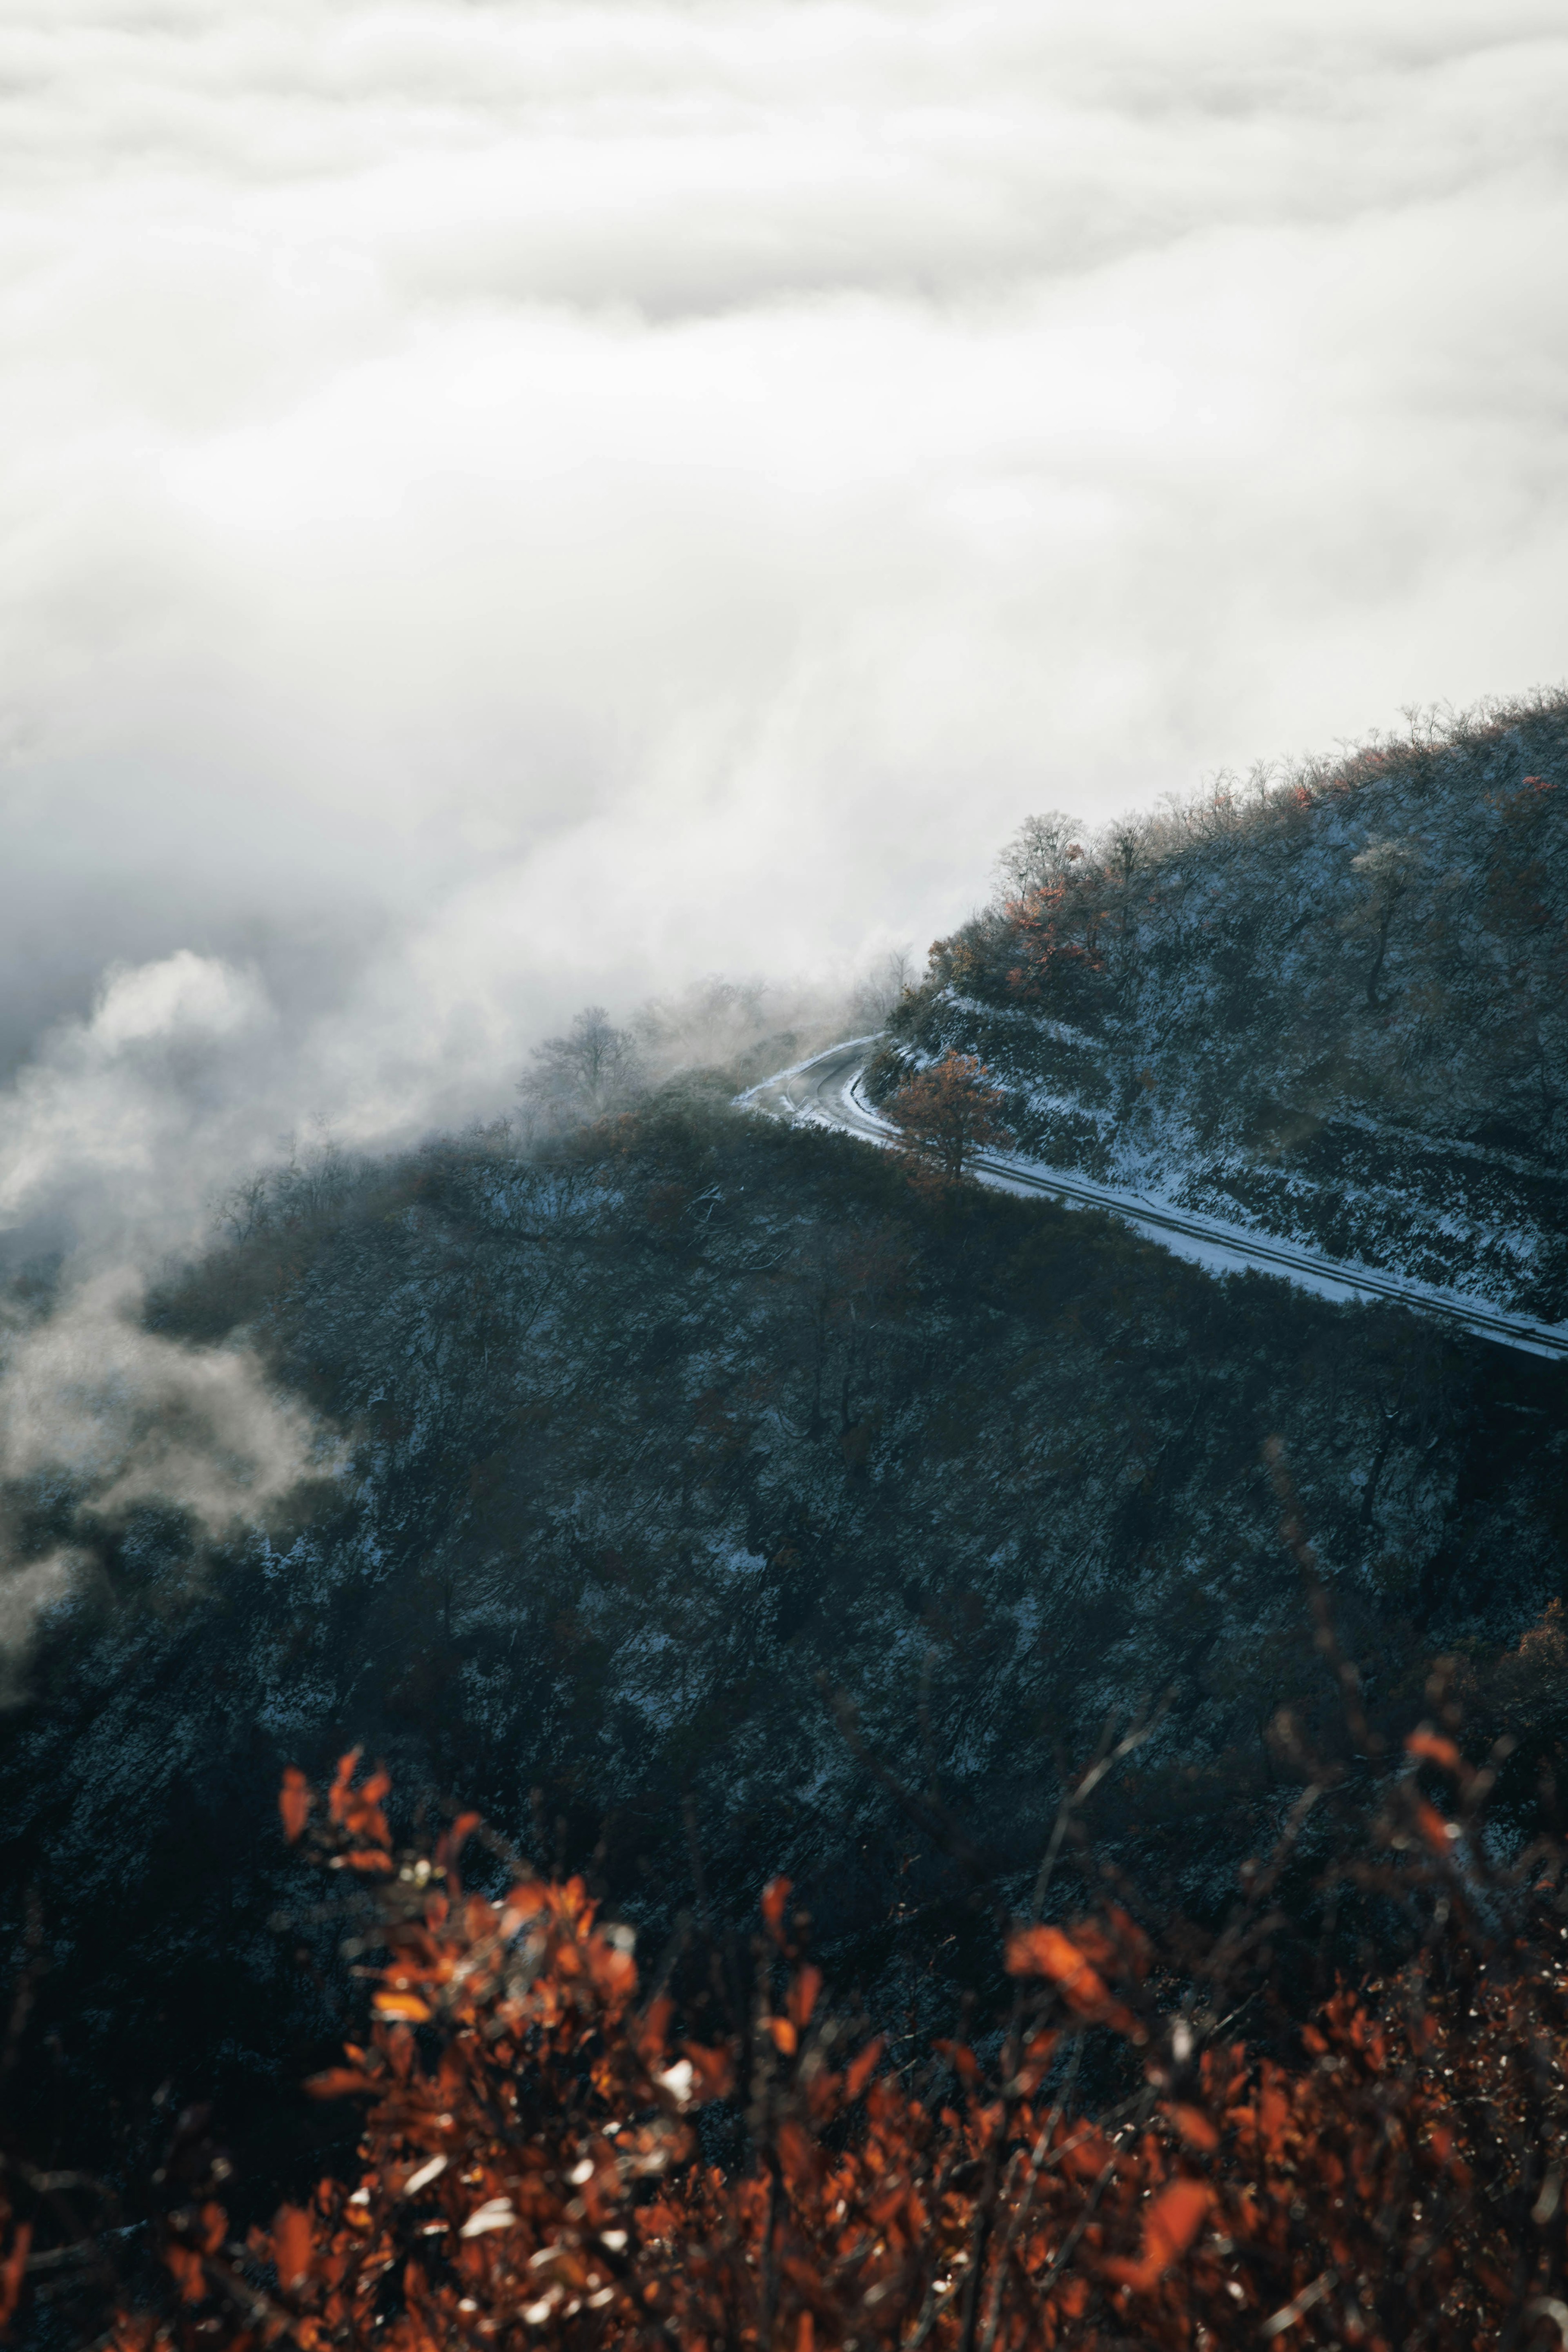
[2,1089,1565,2200]
[873,693,1568,1317]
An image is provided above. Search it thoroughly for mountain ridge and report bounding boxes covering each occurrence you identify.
[869,690,1568,1319]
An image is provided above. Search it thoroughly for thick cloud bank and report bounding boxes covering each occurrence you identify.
[1,0,1566,1243]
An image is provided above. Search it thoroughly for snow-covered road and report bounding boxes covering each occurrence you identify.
[740,1038,1568,1363]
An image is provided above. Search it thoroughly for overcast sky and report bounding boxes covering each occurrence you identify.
[2,0,1566,1254]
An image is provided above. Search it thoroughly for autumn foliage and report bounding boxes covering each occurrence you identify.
[886,1054,1015,1185]
[4,1714,1552,2352]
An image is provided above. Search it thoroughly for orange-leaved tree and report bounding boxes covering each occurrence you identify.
[54,1715,1568,2352]
[886,1052,1015,1184]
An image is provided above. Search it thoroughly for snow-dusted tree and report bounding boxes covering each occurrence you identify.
[993,810,1086,902]
[518,1005,646,1128]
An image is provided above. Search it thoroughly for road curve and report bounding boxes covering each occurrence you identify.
[739,1038,1568,1363]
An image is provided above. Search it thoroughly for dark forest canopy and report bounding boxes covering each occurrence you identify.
[3,1082,1565,2214]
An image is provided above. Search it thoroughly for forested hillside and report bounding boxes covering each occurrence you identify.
[3,1080,1565,2212]
[872,693,1568,1315]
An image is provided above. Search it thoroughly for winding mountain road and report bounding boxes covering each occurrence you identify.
[740,1038,1568,1363]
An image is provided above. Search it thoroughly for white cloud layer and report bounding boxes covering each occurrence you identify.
[1,0,1566,1252]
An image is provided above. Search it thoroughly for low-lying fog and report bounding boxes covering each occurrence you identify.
[1,0,1565,1259]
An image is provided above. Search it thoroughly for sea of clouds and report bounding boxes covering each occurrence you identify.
[0,0,1566,1264]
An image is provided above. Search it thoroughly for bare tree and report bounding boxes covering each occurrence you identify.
[852,946,917,1028]
[993,811,1086,902]
[518,1006,646,1129]
[633,977,769,1065]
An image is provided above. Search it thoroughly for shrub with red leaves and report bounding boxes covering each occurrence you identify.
[50,1723,1568,2352]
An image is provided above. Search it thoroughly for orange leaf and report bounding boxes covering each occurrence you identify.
[1147,2180,1210,2266]
[761,1877,792,1945]
[682,2042,735,2103]
[280,1767,312,1844]
[769,2017,798,2056]
[272,2204,315,2292]
[588,1940,638,2000]
[501,1882,547,1930]
[1005,1924,1111,2013]
[1165,2104,1219,2152]
[345,1849,394,1874]
[303,2068,377,2100]
[374,1991,433,2022]
[437,1812,483,1880]
[164,2243,207,2305]
[1103,2180,1210,2292]
[777,2119,815,2188]
[328,1748,362,1825]
[1105,1904,1151,1968]
[0,2225,31,2328]
[788,1965,822,2032]
[845,2038,884,2100]
[934,2039,980,2085]
[1405,1729,1462,1773]
[637,1993,674,2066]
[1415,1800,1454,1856]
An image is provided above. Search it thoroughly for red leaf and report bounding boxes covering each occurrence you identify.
[588,1938,638,2000]
[0,2225,31,2328]
[1005,1924,1111,2013]
[279,1767,312,1844]
[788,1965,822,2032]
[328,1748,362,1825]
[1102,2180,1211,2292]
[681,2041,735,2103]
[164,2243,207,2305]
[761,1877,792,1944]
[303,2068,378,2100]
[374,1991,433,2022]
[845,2038,884,2100]
[1415,1800,1454,1856]
[1405,1729,1462,1773]
[1165,2104,1219,2152]
[437,1812,483,1882]
[271,2204,315,2292]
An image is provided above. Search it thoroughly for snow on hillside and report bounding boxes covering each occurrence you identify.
[877,693,1568,1318]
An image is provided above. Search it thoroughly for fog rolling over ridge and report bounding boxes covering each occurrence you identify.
[0,0,1565,1242]
[7,13,1568,2266]
[0,3,1566,1659]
